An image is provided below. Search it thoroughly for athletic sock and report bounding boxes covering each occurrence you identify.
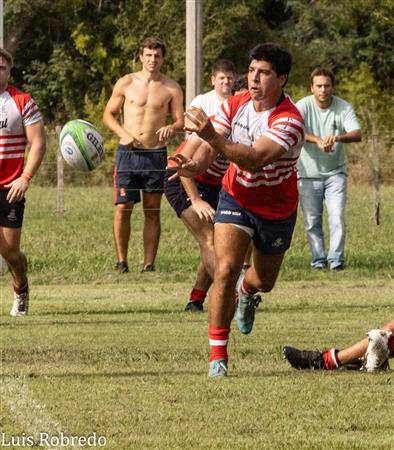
[189,288,206,304]
[241,278,258,295]
[208,326,230,362]
[388,335,394,357]
[322,348,339,370]
[13,281,29,295]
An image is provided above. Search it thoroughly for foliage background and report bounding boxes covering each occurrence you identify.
[4,0,394,185]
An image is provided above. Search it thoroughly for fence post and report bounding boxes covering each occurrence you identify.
[371,123,380,225]
[56,125,64,214]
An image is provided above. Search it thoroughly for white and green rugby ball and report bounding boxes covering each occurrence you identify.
[60,119,104,171]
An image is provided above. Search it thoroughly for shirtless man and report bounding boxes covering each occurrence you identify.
[103,37,184,273]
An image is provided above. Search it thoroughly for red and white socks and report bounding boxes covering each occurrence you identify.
[208,326,230,362]
[322,348,339,370]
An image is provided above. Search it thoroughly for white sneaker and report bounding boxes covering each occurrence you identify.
[10,286,29,317]
[364,329,392,372]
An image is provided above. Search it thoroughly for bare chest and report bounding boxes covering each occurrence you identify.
[125,80,172,112]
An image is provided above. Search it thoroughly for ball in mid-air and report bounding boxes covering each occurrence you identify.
[59,119,104,171]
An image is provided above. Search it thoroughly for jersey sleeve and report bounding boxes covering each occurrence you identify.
[265,103,305,151]
[210,99,232,137]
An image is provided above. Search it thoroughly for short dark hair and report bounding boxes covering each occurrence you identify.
[0,48,13,67]
[248,43,292,78]
[310,67,335,86]
[211,59,235,76]
[139,37,166,58]
[233,74,248,93]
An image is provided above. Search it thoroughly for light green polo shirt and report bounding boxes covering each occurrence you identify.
[296,95,360,178]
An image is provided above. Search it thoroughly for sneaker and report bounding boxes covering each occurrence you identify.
[184,301,203,312]
[363,329,392,372]
[115,261,129,273]
[282,346,325,370]
[331,264,344,271]
[235,275,261,334]
[141,264,155,273]
[208,359,228,378]
[10,286,29,317]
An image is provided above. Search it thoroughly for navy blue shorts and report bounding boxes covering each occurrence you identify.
[215,190,297,255]
[164,169,221,217]
[114,145,167,204]
[0,190,25,228]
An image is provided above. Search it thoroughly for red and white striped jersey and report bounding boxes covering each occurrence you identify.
[0,85,42,188]
[212,91,305,219]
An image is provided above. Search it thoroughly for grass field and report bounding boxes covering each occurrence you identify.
[1,185,393,449]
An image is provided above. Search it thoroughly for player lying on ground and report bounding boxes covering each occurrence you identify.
[283,317,394,372]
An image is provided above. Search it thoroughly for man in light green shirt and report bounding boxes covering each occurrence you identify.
[296,68,361,270]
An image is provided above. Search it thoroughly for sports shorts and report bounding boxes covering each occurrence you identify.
[113,145,167,204]
[0,190,25,228]
[164,169,221,217]
[215,189,297,255]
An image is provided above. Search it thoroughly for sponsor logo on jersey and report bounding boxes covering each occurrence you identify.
[0,118,8,129]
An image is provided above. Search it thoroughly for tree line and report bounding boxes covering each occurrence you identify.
[5,0,393,185]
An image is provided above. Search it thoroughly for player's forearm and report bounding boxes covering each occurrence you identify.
[103,112,128,140]
[335,129,362,143]
[171,118,185,132]
[305,133,322,145]
[180,177,200,201]
[206,133,270,172]
[24,139,46,178]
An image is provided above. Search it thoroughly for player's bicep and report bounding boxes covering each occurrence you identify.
[25,120,46,148]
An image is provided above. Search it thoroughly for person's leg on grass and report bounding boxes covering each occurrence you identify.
[208,223,250,377]
[298,178,327,269]
[236,249,284,334]
[114,201,134,272]
[283,317,394,371]
[181,206,215,311]
[141,192,162,271]
[324,173,347,270]
[0,227,29,316]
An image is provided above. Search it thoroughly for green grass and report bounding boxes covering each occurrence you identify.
[1,282,392,449]
[0,185,393,449]
[10,184,394,284]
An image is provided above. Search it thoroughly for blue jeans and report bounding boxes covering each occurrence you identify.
[298,174,347,269]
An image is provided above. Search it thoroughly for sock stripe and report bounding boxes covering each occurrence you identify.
[209,339,228,346]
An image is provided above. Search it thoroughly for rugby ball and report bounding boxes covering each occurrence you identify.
[59,119,104,171]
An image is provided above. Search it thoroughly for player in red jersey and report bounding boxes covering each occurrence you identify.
[171,43,305,377]
[0,48,46,316]
[165,59,235,312]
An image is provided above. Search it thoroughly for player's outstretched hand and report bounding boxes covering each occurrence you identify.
[184,107,216,143]
[166,153,201,180]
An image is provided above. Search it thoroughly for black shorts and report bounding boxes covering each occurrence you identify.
[215,189,297,255]
[0,190,25,228]
[164,169,221,217]
[113,145,167,204]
